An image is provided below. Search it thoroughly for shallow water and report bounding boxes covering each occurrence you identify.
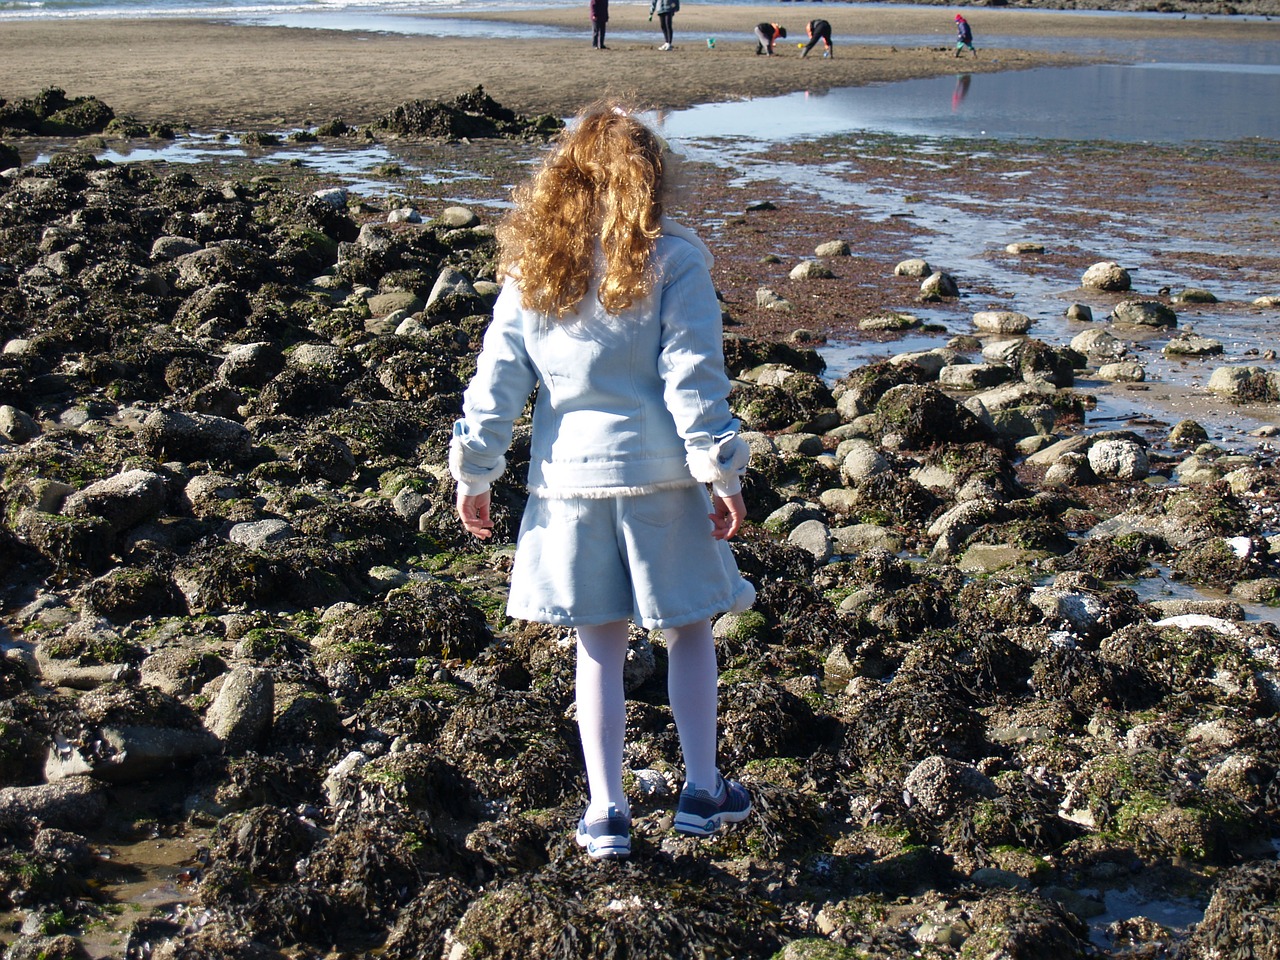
[657,59,1280,144]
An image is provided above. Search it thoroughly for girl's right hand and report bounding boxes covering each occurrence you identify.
[709,492,746,541]
[457,490,495,539]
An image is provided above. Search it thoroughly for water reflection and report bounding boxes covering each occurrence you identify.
[659,61,1280,143]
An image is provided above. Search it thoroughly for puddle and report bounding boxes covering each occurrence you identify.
[1087,886,1207,951]
[0,831,206,959]
[1128,563,1280,626]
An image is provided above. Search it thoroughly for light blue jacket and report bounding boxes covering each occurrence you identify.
[450,220,748,500]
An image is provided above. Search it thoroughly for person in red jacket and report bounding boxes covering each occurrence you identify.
[955,14,977,58]
[754,22,787,56]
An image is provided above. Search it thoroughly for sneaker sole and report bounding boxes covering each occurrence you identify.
[575,832,631,860]
[673,803,752,837]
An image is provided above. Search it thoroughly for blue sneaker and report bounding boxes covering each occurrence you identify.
[673,776,752,837]
[575,804,631,860]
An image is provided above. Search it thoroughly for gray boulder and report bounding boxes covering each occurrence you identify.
[894,258,931,278]
[815,240,850,257]
[1070,328,1125,361]
[1081,261,1131,291]
[1087,439,1149,481]
[939,362,1011,391]
[839,440,890,485]
[427,265,477,306]
[756,288,793,312]
[204,666,274,753]
[920,272,959,298]
[1112,299,1177,328]
[1163,332,1223,357]
[62,469,167,533]
[788,519,834,563]
[972,310,1032,334]
[1044,452,1096,486]
[1096,361,1146,383]
[437,205,480,228]
[140,409,253,463]
[1208,366,1280,403]
[903,756,997,818]
[0,779,108,831]
[45,725,219,784]
[790,260,834,281]
[0,404,40,443]
[218,341,284,387]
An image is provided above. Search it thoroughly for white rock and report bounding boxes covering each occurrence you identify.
[1081,261,1130,291]
[1087,439,1149,481]
[972,310,1032,334]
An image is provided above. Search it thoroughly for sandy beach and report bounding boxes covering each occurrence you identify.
[2,5,1277,130]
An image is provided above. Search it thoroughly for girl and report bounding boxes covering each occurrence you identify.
[451,104,755,861]
[649,0,680,51]
[802,19,833,59]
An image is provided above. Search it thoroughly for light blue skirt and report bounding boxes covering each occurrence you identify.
[506,484,755,630]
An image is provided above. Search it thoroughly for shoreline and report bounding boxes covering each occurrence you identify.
[2,6,1276,131]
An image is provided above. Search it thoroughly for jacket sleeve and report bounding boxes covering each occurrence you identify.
[449,281,539,496]
[655,243,750,497]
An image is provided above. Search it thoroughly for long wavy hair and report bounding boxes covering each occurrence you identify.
[497,103,665,318]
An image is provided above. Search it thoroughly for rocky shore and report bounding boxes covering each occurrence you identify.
[2,91,1280,960]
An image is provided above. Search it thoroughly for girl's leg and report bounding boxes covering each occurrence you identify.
[661,13,674,45]
[576,621,631,818]
[664,618,719,790]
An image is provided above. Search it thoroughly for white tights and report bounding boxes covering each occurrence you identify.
[575,618,719,818]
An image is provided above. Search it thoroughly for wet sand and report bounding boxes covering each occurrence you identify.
[1,6,1277,130]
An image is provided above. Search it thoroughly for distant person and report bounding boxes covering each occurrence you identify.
[590,0,609,49]
[650,0,680,51]
[801,18,833,58]
[954,14,977,58]
[754,22,787,56]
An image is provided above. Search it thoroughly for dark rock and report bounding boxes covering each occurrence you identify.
[84,566,187,623]
[211,805,319,883]
[2,934,89,960]
[874,384,993,450]
[0,87,113,136]
[0,779,108,831]
[1186,859,1280,960]
[447,859,785,959]
[383,877,475,960]
[366,86,561,142]
[139,409,253,463]
[10,508,114,572]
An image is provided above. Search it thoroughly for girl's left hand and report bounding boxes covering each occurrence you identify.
[457,490,494,539]
[709,492,746,540]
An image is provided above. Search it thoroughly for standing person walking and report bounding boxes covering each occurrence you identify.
[649,0,680,50]
[754,21,787,56]
[590,0,609,49]
[954,14,977,58]
[801,18,833,58]
[452,103,756,861]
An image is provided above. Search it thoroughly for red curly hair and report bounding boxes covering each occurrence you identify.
[497,103,665,318]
